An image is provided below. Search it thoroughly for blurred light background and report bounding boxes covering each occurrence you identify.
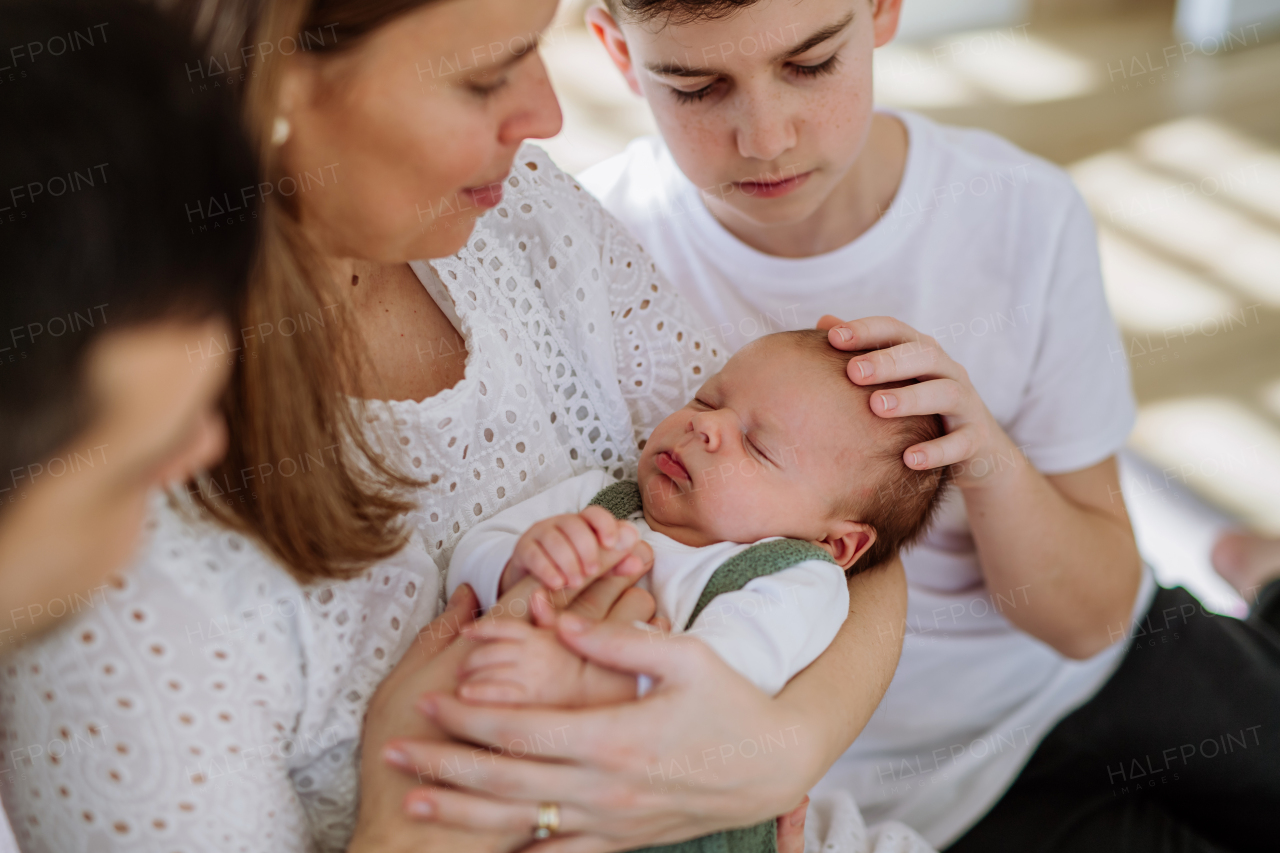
[540,0,1280,615]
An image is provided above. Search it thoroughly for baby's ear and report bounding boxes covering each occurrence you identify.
[816,521,877,571]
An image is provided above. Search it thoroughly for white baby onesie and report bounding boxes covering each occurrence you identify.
[446,468,849,696]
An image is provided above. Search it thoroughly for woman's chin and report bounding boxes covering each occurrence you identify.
[410,212,484,260]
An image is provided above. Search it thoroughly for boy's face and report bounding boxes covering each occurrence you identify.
[593,0,901,231]
[638,338,881,564]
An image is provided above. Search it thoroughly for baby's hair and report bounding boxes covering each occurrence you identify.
[774,330,950,571]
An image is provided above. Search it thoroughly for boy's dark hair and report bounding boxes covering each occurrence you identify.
[0,0,257,494]
[781,330,950,571]
[604,0,764,25]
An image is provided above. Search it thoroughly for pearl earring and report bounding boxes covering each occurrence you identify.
[271,116,291,146]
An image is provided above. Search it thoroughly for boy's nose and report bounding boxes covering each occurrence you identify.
[734,93,797,163]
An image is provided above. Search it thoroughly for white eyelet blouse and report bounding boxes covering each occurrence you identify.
[0,145,724,853]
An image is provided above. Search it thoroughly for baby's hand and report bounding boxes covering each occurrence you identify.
[457,616,637,708]
[500,506,640,594]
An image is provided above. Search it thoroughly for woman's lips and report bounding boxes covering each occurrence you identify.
[735,170,812,199]
[461,181,505,209]
[655,451,691,483]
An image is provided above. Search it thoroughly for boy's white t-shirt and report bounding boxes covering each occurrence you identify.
[580,110,1156,847]
[445,468,850,696]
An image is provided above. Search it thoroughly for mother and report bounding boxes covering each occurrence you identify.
[0,0,905,850]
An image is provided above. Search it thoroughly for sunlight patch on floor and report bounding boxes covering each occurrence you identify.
[1130,397,1280,535]
[875,28,1098,107]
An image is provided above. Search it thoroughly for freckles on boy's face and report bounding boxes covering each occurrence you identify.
[621,0,879,227]
[637,341,878,546]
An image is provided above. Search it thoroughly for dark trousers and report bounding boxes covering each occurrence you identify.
[946,583,1280,853]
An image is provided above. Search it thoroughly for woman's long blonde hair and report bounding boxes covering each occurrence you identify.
[164,0,441,579]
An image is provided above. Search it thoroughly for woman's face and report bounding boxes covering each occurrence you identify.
[0,321,232,639]
[280,0,564,262]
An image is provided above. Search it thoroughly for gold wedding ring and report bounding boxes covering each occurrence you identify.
[533,802,561,838]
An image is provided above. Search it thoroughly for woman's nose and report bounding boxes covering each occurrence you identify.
[499,53,564,146]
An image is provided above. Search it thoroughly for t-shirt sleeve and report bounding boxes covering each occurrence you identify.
[1004,189,1136,475]
[685,561,850,696]
[446,470,611,612]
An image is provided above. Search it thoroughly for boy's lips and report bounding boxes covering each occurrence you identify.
[655,450,691,484]
[735,170,812,199]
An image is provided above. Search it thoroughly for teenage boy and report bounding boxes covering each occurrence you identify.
[579,1,1280,851]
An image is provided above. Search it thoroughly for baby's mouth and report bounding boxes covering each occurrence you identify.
[655,450,691,484]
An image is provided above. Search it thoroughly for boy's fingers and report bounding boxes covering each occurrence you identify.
[904,429,975,470]
[579,506,620,548]
[846,336,945,386]
[870,377,963,419]
[826,316,925,354]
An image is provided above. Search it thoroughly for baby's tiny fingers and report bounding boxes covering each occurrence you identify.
[616,521,639,550]
[457,678,532,705]
[580,506,620,549]
[516,541,567,591]
[462,619,535,643]
[557,517,603,579]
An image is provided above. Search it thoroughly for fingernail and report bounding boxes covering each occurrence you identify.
[835,327,852,342]
[448,584,471,608]
[385,747,411,768]
[910,452,925,467]
[407,799,435,818]
[561,613,587,633]
[417,696,439,717]
[855,360,874,379]
[878,393,897,412]
[790,806,807,826]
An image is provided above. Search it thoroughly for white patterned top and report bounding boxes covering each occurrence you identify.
[0,145,724,853]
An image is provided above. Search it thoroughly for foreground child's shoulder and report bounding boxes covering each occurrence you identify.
[909,111,1084,211]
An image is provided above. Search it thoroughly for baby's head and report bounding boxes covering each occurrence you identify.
[638,330,949,571]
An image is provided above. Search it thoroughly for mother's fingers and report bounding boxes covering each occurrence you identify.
[403,786,587,835]
[418,693,599,761]
[603,586,656,625]
[404,584,479,661]
[824,315,924,352]
[388,735,604,797]
[564,571,642,623]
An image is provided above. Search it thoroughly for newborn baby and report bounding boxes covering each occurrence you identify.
[445,329,949,705]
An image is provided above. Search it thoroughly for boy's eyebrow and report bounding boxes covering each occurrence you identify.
[778,12,856,62]
[644,13,856,78]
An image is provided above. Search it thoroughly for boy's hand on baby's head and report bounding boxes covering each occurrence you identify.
[499,507,642,594]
